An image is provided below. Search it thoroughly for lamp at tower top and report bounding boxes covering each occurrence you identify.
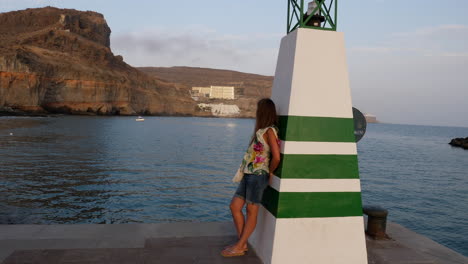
[287,0,338,33]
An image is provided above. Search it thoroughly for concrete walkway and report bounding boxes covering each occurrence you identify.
[368,222,467,264]
[1,221,466,264]
[0,222,261,264]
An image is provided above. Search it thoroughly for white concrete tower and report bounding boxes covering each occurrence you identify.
[250,1,368,263]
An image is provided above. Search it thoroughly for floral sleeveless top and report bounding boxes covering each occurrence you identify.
[241,126,280,175]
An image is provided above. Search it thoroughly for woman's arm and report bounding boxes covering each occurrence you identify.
[265,128,281,185]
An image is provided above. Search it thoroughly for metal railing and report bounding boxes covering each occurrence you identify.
[287,0,338,33]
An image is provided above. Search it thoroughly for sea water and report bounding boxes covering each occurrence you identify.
[0,116,466,256]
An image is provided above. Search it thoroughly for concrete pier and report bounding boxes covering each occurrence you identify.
[0,222,260,264]
[1,221,466,264]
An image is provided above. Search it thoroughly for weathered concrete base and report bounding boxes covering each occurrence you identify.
[368,222,468,264]
[1,221,466,264]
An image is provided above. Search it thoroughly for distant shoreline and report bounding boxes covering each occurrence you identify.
[2,112,468,128]
[0,111,255,120]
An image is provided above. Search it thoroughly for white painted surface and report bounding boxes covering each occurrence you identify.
[272,216,368,264]
[281,140,358,155]
[270,30,297,118]
[250,209,368,264]
[270,177,362,192]
[271,28,353,118]
[250,207,277,264]
[253,28,367,264]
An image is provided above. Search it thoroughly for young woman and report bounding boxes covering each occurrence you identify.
[221,98,281,257]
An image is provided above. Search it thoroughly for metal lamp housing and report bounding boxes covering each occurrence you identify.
[287,0,338,33]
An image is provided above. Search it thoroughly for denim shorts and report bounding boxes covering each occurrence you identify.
[234,173,269,205]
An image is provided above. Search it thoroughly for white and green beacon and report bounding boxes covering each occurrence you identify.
[250,1,368,263]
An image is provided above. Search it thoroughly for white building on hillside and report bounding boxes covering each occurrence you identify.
[364,114,378,123]
[192,86,235,100]
[210,86,235,99]
[192,87,212,97]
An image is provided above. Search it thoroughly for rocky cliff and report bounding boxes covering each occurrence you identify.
[0,7,195,115]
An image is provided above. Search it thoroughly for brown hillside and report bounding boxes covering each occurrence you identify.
[138,66,273,98]
[139,67,273,117]
[0,7,195,116]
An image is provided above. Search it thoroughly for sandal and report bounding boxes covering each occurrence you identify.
[221,247,246,257]
[224,244,248,252]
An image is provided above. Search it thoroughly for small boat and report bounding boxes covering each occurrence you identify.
[136,116,145,122]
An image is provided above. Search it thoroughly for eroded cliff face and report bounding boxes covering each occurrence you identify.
[0,7,195,115]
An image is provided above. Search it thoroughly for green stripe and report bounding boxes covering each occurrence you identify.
[275,154,360,179]
[279,115,355,142]
[262,187,363,218]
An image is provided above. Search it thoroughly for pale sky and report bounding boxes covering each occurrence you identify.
[1,0,467,127]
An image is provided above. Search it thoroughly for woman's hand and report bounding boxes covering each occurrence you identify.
[269,173,273,186]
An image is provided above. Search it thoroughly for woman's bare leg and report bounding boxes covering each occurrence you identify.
[230,197,246,239]
[232,203,259,250]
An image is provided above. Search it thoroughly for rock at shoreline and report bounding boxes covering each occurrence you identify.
[449,137,468,150]
[0,7,195,116]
